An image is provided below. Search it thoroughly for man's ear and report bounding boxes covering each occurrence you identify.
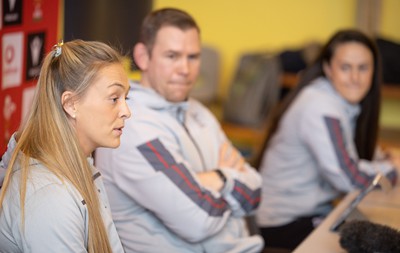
[133,43,150,71]
[322,61,331,78]
[61,91,77,119]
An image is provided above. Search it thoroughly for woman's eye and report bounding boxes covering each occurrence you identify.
[359,65,370,72]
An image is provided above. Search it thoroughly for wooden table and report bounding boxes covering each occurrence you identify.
[293,186,400,253]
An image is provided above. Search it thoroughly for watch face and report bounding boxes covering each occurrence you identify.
[215,169,226,183]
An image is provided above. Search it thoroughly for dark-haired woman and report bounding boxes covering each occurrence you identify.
[255,29,400,251]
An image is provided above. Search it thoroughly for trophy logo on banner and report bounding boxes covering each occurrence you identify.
[32,0,43,21]
[26,32,46,80]
[3,0,23,26]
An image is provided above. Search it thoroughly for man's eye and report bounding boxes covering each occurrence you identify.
[189,55,200,61]
[341,65,350,71]
[167,53,178,60]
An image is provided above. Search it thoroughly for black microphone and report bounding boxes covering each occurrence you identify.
[339,220,400,253]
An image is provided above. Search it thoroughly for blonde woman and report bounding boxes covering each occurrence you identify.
[0,40,131,252]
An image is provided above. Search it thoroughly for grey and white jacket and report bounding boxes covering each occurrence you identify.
[256,77,397,228]
[0,135,125,253]
[95,82,263,253]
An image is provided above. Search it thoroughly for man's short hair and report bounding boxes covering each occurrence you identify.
[139,8,200,53]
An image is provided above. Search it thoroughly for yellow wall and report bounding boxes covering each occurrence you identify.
[153,0,400,99]
[380,0,400,41]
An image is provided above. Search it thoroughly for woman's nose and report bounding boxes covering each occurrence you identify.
[120,100,131,119]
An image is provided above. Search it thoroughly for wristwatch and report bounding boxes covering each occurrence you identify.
[215,169,227,184]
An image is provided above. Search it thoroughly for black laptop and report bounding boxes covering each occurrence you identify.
[330,173,392,232]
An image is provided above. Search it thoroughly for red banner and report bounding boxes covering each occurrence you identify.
[1,0,60,153]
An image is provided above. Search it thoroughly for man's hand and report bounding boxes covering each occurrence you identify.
[218,142,245,172]
[197,171,225,192]
[197,142,246,192]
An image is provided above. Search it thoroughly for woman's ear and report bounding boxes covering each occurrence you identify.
[133,43,150,71]
[61,91,76,119]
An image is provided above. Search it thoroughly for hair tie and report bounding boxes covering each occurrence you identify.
[52,40,64,58]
